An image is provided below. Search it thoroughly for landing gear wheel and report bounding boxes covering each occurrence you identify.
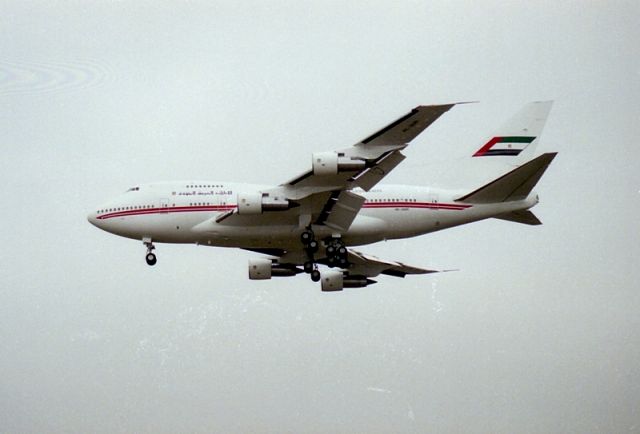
[310,269,321,282]
[303,261,314,273]
[324,237,348,266]
[145,252,157,266]
[301,228,318,272]
[301,231,313,245]
[143,239,157,266]
[308,240,319,252]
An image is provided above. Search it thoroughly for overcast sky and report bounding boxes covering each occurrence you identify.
[1,1,639,433]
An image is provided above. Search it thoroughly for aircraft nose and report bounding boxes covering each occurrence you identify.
[87,211,98,227]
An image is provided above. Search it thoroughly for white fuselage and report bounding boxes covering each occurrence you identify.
[87,181,538,250]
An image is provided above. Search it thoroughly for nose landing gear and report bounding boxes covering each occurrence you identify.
[143,239,157,266]
[146,253,157,266]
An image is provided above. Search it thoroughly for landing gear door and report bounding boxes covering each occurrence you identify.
[160,198,169,213]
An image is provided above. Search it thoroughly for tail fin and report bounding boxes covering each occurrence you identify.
[457,152,557,204]
[472,101,553,162]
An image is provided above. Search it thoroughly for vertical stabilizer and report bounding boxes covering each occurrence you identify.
[472,101,553,162]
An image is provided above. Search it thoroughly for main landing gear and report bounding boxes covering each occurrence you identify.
[325,238,348,267]
[300,229,349,281]
[301,229,321,282]
[144,239,157,266]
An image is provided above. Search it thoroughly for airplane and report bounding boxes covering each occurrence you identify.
[87,101,557,291]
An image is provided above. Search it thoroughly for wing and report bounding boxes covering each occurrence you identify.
[282,103,456,195]
[246,247,439,281]
[269,104,455,230]
[345,249,439,278]
[215,104,456,230]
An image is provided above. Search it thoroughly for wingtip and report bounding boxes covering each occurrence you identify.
[415,101,478,110]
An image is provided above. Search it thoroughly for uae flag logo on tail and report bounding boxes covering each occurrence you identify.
[473,136,536,157]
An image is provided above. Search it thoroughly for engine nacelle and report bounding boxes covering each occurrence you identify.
[237,192,263,215]
[312,152,366,176]
[248,258,272,280]
[312,151,339,176]
[248,259,303,280]
[320,272,376,291]
[271,265,302,277]
[321,270,344,292]
[237,192,291,215]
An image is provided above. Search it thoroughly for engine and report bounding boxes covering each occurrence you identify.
[320,271,376,291]
[312,152,366,176]
[248,258,272,280]
[248,259,302,280]
[237,192,291,215]
[320,270,343,291]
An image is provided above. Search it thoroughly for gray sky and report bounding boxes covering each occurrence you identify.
[1,1,639,432]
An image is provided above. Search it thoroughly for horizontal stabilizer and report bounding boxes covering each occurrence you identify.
[457,153,557,203]
[494,210,542,225]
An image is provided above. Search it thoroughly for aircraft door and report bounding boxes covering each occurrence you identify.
[160,198,169,213]
[429,191,443,228]
[429,192,439,209]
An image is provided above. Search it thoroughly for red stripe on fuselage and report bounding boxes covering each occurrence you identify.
[96,202,471,220]
[363,202,471,210]
[97,205,236,220]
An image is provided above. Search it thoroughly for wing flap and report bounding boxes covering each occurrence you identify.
[352,150,406,191]
[323,191,366,232]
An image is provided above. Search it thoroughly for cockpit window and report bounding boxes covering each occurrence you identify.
[126,186,140,192]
